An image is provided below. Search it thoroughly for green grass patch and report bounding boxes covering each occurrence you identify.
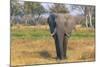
[11,27,95,40]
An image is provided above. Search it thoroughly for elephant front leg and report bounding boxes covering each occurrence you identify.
[63,35,68,59]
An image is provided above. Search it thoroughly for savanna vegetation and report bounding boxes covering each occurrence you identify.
[10,0,95,66]
[11,25,95,66]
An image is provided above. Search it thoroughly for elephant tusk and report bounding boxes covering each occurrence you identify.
[65,32,71,38]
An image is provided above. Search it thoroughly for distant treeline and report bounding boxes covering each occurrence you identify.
[10,0,95,28]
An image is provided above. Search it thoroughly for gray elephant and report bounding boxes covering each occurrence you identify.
[47,13,80,60]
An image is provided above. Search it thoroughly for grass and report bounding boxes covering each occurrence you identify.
[11,25,95,66]
[11,25,95,40]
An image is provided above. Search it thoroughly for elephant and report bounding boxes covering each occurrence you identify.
[47,13,80,60]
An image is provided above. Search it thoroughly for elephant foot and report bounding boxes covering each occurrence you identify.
[56,57,65,60]
[56,57,67,63]
[56,56,67,60]
[56,58,61,62]
[63,55,67,59]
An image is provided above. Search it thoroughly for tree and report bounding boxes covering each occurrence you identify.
[24,2,45,15]
[10,0,24,16]
[49,3,69,13]
[84,6,95,28]
[24,2,46,25]
[70,5,95,28]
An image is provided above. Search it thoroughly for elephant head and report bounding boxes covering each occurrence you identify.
[54,13,80,37]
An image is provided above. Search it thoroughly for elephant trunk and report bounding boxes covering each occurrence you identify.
[56,28,65,59]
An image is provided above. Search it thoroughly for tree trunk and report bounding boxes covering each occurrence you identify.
[85,15,88,28]
[35,14,40,25]
[89,12,93,28]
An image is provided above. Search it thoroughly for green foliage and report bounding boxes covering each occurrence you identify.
[49,4,69,13]
[11,1,46,16]
[24,2,45,15]
[10,0,20,16]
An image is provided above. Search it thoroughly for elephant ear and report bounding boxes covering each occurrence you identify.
[64,15,76,37]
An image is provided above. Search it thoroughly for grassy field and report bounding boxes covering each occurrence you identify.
[11,25,95,66]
